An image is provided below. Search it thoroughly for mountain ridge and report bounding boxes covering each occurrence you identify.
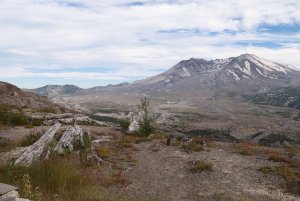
[0,81,65,112]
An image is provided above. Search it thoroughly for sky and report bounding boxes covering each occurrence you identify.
[0,0,300,88]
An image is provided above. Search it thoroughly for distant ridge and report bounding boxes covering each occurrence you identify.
[30,84,82,96]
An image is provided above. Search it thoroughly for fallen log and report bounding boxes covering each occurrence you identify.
[54,125,83,154]
[14,123,61,166]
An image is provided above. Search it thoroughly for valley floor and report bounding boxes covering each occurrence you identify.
[125,141,298,201]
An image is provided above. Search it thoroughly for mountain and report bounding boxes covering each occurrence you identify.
[31,84,82,96]
[0,81,65,112]
[125,54,300,95]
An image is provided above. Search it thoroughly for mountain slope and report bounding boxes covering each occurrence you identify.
[246,86,300,110]
[0,81,65,112]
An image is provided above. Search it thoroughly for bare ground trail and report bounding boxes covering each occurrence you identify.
[126,142,299,201]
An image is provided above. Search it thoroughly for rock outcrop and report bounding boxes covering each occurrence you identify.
[0,183,29,201]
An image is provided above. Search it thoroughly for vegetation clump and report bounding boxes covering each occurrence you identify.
[234,142,257,156]
[0,137,15,152]
[20,132,43,147]
[31,118,43,127]
[258,166,276,174]
[73,132,92,167]
[267,151,288,162]
[137,97,154,136]
[191,160,213,173]
[0,104,28,126]
[119,118,130,133]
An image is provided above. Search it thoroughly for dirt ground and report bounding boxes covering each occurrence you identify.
[125,141,299,201]
[1,125,299,201]
[0,126,51,141]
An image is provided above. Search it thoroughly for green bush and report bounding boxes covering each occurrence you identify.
[31,119,43,127]
[181,143,204,153]
[119,118,130,133]
[72,132,92,167]
[258,166,276,174]
[0,104,28,126]
[137,97,154,136]
[191,160,213,173]
[9,113,28,125]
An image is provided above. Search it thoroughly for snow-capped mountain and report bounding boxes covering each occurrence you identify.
[140,54,298,84]
[128,54,300,94]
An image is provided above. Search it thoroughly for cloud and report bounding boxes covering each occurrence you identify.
[0,0,300,87]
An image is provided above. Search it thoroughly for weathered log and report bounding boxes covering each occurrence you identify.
[44,113,74,120]
[54,125,83,154]
[14,123,61,166]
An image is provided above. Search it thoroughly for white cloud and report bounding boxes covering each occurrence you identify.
[0,0,300,87]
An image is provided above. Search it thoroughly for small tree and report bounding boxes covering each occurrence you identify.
[137,97,154,136]
[119,118,130,134]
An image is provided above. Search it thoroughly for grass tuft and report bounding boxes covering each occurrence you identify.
[191,160,213,173]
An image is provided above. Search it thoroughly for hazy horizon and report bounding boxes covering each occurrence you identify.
[1,0,300,88]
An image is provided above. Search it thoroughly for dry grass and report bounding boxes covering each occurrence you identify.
[267,151,288,162]
[0,154,133,201]
[181,142,204,153]
[258,166,276,174]
[96,147,117,159]
[286,146,300,159]
[117,134,149,148]
[234,142,258,156]
[192,136,214,147]
[0,137,17,153]
[258,164,300,196]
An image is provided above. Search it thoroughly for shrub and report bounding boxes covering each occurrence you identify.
[119,118,130,133]
[31,119,43,127]
[181,143,204,153]
[9,113,28,125]
[234,142,257,156]
[191,160,213,173]
[137,97,154,136]
[72,132,92,167]
[0,104,28,126]
[21,174,42,201]
[258,166,276,174]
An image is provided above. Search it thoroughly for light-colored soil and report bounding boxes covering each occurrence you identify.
[0,126,51,141]
[125,142,299,201]
[1,125,299,201]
